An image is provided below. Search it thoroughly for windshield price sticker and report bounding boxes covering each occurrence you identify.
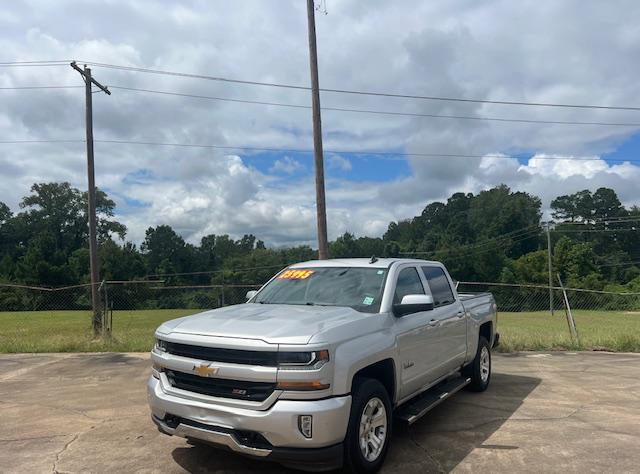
[278,269,315,280]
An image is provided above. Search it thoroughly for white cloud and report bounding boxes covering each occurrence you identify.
[269,156,304,175]
[327,155,352,172]
[1,0,640,246]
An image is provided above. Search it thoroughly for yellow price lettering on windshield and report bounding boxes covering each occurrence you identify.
[278,269,315,280]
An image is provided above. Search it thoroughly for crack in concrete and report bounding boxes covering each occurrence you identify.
[0,434,70,443]
[412,405,586,435]
[0,397,103,421]
[407,431,446,473]
[0,355,73,382]
[50,419,109,474]
[52,433,78,474]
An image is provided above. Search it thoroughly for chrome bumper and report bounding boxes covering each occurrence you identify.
[147,375,351,449]
[152,414,271,457]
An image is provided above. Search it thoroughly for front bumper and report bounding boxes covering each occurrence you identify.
[147,376,351,469]
[152,414,343,471]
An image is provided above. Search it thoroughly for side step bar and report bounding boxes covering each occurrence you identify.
[396,376,471,425]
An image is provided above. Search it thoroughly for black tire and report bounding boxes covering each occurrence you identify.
[463,336,491,392]
[344,378,393,474]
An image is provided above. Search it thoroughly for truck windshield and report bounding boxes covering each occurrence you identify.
[254,267,387,313]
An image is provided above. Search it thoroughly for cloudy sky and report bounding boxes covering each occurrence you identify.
[2,0,640,246]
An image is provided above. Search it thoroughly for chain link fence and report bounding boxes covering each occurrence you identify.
[457,281,640,313]
[1,279,639,352]
[0,280,261,352]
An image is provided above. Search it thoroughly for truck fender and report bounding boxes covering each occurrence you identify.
[331,330,398,399]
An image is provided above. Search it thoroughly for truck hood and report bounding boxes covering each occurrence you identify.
[159,303,374,345]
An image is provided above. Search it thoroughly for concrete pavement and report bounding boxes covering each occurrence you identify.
[0,351,638,473]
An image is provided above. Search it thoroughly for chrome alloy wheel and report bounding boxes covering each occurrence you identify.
[358,397,387,462]
[480,346,490,383]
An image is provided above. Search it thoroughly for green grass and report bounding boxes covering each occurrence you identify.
[0,309,639,353]
[0,309,200,353]
[497,310,640,352]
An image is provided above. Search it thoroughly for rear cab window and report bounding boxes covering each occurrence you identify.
[421,266,455,307]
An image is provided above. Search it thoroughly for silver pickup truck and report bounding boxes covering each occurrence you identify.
[148,258,498,473]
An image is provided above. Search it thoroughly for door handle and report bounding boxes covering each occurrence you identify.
[456,311,465,318]
[428,319,439,327]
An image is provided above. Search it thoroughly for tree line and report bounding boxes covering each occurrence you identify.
[0,182,638,296]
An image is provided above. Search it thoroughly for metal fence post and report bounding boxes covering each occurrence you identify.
[557,274,579,343]
[221,274,226,307]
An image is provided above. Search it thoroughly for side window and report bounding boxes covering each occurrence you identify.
[394,267,425,304]
[421,267,455,307]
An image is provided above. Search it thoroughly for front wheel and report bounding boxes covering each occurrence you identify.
[344,378,392,473]
[464,336,491,392]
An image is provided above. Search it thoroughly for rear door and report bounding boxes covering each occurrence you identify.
[420,266,467,374]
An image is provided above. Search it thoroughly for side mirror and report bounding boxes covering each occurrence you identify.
[246,290,258,301]
[393,294,434,317]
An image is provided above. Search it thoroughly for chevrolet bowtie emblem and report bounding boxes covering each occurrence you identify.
[193,364,219,377]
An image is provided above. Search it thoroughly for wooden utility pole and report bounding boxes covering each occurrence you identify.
[70,62,111,334]
[306,0,329,259]
[546,222,554,315]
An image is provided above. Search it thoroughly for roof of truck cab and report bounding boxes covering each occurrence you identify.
[288,258,442,269]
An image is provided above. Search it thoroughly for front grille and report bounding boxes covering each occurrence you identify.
[165,369,276,401]
[164,341,278,366]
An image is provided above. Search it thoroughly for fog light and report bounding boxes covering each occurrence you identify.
[151,362,164,379]
[298,415,313,439]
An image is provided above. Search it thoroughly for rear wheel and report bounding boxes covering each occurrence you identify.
[344,378,392,473]
[464,336,491,392]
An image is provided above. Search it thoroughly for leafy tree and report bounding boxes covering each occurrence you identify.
[141,225,189,275]
[554,236,599,287]
[0,202,11,223]
[1,181,638,303]
[330,232,359,258]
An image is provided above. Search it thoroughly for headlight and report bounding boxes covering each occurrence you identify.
[154,338,167,353]
[277,350,329,370]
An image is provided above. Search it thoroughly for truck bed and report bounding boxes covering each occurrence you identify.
[458,292,492,301]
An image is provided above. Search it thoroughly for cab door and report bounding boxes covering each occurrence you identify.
[420,266,467,375]
[393,265,444,400]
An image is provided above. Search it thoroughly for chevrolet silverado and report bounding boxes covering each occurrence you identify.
[148,258,498,472]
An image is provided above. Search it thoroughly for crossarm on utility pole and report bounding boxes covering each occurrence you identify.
[70,62,111,95]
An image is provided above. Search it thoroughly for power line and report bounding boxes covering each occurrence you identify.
[146,263,292,278]
[5,83,640,127]
[554,217,640,225]
[2,138,640,163]
[0,60,71,65]
[439,232,542,262]
[554,228,637,233]
[401,225,542,257]
[80,60,640,111]
[596,260,640,268]
[108,85,640,128]
[0,85,82,90]
[0,61,70,68]
[92,140,640,163]
[0,139,85,144]
[4,59,640,111]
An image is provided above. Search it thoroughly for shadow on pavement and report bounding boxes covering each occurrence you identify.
[389,372,542,472]
[171,372,541,473]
